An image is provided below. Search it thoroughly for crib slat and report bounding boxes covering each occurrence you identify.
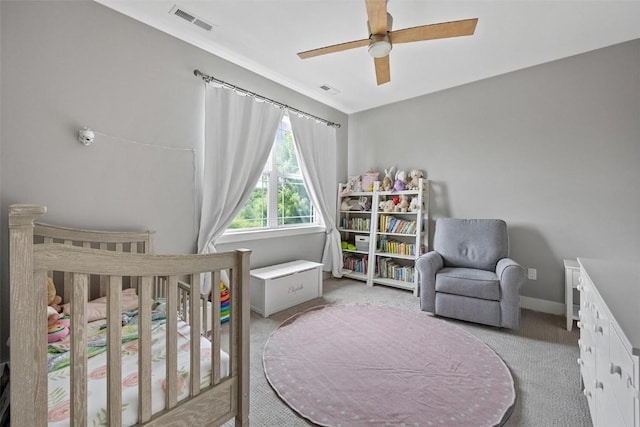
[202,292,209,336]
[62,240,73,302]
[189,274,201,397]
[182,290,188,323]
[35,271,49,426]
[99,242,108,296]
[71,273,89,426]
[236,249,252,426]
[116,242,123,252]
[229,268,238,379]
[212,271,221,385]
[138,276,153,423]
[107,276,123,426]
[166,275,179,409]
[129,243,140,290]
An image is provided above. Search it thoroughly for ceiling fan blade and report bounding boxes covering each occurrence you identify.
[365,0,388,35]
[389,18,478,44]
[374,55,390,85]
[298,38,370,59]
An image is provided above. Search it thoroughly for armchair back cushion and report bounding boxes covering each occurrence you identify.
[434,219,509,271]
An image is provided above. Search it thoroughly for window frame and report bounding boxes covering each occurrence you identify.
[220,115,324,243]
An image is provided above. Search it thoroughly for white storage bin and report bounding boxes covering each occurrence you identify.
[250,260,323,317]
[355,235,370,252]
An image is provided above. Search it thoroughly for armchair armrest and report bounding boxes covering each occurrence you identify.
[496,258,526,329]
[416,252,444,313]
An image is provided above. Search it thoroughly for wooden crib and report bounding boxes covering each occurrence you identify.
[9,204,250,426]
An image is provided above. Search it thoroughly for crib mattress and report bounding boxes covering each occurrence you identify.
[47,319,229,426]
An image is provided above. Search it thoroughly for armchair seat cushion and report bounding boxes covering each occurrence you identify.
[435,267,500,301]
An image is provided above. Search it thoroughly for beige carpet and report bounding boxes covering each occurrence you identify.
[225,277,591,427]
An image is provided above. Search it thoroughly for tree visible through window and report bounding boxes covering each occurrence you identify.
[228,114,316,231]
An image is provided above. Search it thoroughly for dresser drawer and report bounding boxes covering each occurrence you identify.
[609,324,637,426]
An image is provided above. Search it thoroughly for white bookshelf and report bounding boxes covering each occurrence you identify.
[337,178,428,295]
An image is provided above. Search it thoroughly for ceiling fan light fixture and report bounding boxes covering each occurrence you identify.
[368,34,392,58]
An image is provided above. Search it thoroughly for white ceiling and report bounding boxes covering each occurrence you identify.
[97,0,640,114]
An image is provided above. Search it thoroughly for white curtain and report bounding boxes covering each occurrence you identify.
[197,86,284,294]
[289,113,343,277]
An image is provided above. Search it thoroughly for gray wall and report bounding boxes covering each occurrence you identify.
[0,0,348,361]
[349,39,640,304]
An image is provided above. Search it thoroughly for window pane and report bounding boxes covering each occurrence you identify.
[278,176,314,226]
[228,173,269,229]
[275,117,300,175]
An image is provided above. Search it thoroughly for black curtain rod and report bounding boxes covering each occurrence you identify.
[193,69,341,129]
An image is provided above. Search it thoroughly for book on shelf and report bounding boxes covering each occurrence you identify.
[377,238,416,256]
[376,257,415,282]
[341,217,370,232]
[343,253,368,274]
[379,215,416,234]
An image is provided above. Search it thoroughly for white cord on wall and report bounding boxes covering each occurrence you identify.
[77,127,199,241]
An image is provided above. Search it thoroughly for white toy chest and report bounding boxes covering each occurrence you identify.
[250,260,323,317]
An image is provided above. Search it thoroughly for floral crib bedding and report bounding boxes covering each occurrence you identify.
[47,303,229,426]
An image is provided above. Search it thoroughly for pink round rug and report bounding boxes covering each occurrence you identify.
[263,304,515,427]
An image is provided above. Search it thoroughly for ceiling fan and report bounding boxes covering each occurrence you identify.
[297,0,478,86]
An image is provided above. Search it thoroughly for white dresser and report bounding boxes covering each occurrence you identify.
[577,258,640,426]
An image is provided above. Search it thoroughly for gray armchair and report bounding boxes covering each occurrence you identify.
[416,218,525,329]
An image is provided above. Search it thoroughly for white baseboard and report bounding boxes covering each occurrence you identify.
[520,296,565,316]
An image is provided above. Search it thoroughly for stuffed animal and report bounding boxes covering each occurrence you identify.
[340,176,362,196]
[407,169,424,190]
[343,197,370,211]
[395,195,409,212]
[409,197,421,212]
[341,197,352,211]
[382,167,395,191]
[381,199,395,212]
[47,278,69,343]
[392,179,405,192]
[47,277,62,312]
[389,169,406,192]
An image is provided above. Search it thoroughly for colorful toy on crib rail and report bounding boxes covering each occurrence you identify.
[220,281,230,324]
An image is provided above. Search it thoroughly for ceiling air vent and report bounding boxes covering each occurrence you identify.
[169,5,214,32]
[320,84,341,96]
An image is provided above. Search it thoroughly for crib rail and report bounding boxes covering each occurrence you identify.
[34,222,155,302]
[9,205,251,427]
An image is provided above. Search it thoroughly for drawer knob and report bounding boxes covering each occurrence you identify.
[594,325,603,335]
[594,380,604,390]
[627,377,640,399]
[577,358,584,366]
[609,363,622,377]
[576,285,584,291]
[577,321,583,329]
[583,389,592,398]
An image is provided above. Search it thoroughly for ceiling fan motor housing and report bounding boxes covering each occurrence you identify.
[368,34,392,58]
[367,12,393,58]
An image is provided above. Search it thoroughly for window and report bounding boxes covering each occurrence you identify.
[227,114,317,232]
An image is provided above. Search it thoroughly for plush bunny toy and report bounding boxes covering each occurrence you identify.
[382,166,395,191]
